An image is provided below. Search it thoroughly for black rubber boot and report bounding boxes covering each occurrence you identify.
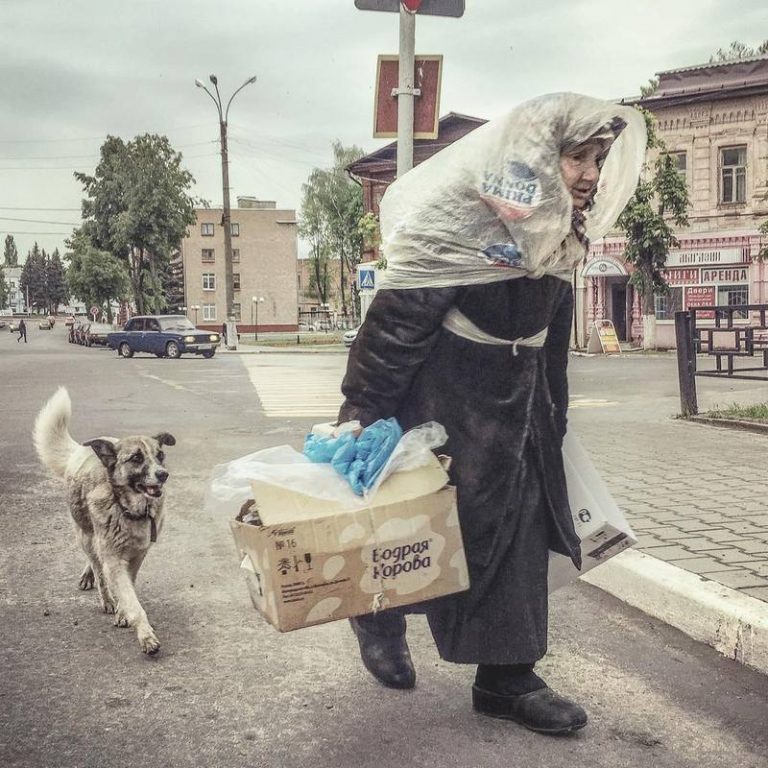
[473,664,587,735]
[349,612,415,690]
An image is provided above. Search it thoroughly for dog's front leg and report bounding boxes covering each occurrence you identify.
[78,533,115,613]
[101,556,160,655]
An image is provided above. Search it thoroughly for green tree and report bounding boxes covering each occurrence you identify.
[20,243,48,312]
[299,174,332,306]
[3,234,19,266]
[75,134,197,314]
[162,254,185,313]
[617,108,690,349]
[709,40,768,62]
[46,248,69,313]
[298,141,364,317]
[757,221,768,261]
[639,78,659,97]
[0,264,8,309]
[66,230,130,322]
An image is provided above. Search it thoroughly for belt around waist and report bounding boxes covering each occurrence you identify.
[441,307,548,355]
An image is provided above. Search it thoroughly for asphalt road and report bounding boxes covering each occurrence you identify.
[2,324,768,768]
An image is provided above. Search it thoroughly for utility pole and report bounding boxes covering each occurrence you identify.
[396,3,416,177]
[195,74,256,349]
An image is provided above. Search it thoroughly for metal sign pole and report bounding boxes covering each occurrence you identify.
[396,4,416,177]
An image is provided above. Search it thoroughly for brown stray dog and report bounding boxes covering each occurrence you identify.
[33,387,175,654]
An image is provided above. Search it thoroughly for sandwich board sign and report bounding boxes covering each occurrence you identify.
[587,320,621,354]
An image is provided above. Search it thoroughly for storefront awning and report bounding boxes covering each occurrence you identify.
[582,259,628,277]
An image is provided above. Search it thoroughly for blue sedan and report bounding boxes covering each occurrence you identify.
[107,315,221,359]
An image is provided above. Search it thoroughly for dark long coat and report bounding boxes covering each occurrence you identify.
[338,274,581,664]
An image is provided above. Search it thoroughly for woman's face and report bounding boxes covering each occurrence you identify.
[559,141,604,210]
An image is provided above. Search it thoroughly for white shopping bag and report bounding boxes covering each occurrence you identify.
[549,431,636,592]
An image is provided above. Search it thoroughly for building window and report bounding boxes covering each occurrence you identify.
[233,273,241,290]
[202,248,215,262]
[202,303,217,321]
[654,287,683,320]
[232,302,242,321]
[231,222,240,237]
[201,222,215,236]
[720,146,747,203]
[718,284,748,319]
[202,273,216,291]
[669,151,687,173]
[232,248,240,262]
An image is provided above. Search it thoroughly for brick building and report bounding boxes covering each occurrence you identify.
[581,56,768,348]
[179,197,298,333]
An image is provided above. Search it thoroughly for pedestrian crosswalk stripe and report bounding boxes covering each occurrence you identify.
[244,361,344,417]
[570,395,617,409]
[242,362,618,418]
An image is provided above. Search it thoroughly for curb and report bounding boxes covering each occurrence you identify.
[221,346,347,355]
[582,549,768,674]
[687,415,768,435]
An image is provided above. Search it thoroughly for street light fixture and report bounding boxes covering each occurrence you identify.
[195,73,257,345]
[252,296,264,341]
[190,305,200,325]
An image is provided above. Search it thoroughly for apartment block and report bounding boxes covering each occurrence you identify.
[180,197,298,332]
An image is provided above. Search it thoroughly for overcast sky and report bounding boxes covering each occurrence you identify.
[1,0,766,259]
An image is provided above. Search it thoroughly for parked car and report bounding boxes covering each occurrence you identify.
[84,322,113,347]
[0,320,7,330]
[343,325,361,348]
[107,315,221,359]
[8,320,20,333]
[64,315,76,327]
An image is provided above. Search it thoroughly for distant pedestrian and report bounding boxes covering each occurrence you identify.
[221,323,227,345]
[17,319,27,343]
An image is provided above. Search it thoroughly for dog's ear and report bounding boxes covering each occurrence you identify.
[83,439,118,470]
[154,432,176,447]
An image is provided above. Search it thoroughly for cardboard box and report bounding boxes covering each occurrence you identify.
[549,432,637,591]
[231,455,468,632]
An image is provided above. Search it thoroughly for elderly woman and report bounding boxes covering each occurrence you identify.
[338,93,646,735]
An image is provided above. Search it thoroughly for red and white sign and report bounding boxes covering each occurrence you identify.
[374,54,442,139]
[700,267,749,283]
[355,0,465,16]
[663,267,700,286]
[90,306,100,320]
[685,286,715,319]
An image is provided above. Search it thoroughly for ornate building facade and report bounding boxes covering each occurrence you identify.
[579,56,768,348]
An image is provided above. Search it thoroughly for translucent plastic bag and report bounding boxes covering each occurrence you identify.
[378,92,647,290]
[205,422,449,519]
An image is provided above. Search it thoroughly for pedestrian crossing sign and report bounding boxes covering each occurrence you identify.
[359,268,376,291]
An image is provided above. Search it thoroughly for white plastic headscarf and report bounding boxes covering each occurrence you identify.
[378,92,647,289]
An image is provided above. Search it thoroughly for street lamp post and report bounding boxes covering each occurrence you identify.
[195,73,257,349]
[190,305,200,325]
[252,296,264,341]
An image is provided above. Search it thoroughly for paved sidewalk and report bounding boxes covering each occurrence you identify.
[570,384,768,602]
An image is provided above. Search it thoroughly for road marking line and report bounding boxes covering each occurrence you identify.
[243,361,344,418]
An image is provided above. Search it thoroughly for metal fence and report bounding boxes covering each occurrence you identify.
[675,305,768,416]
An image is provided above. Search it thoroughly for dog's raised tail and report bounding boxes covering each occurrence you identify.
[34,387,80,478]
